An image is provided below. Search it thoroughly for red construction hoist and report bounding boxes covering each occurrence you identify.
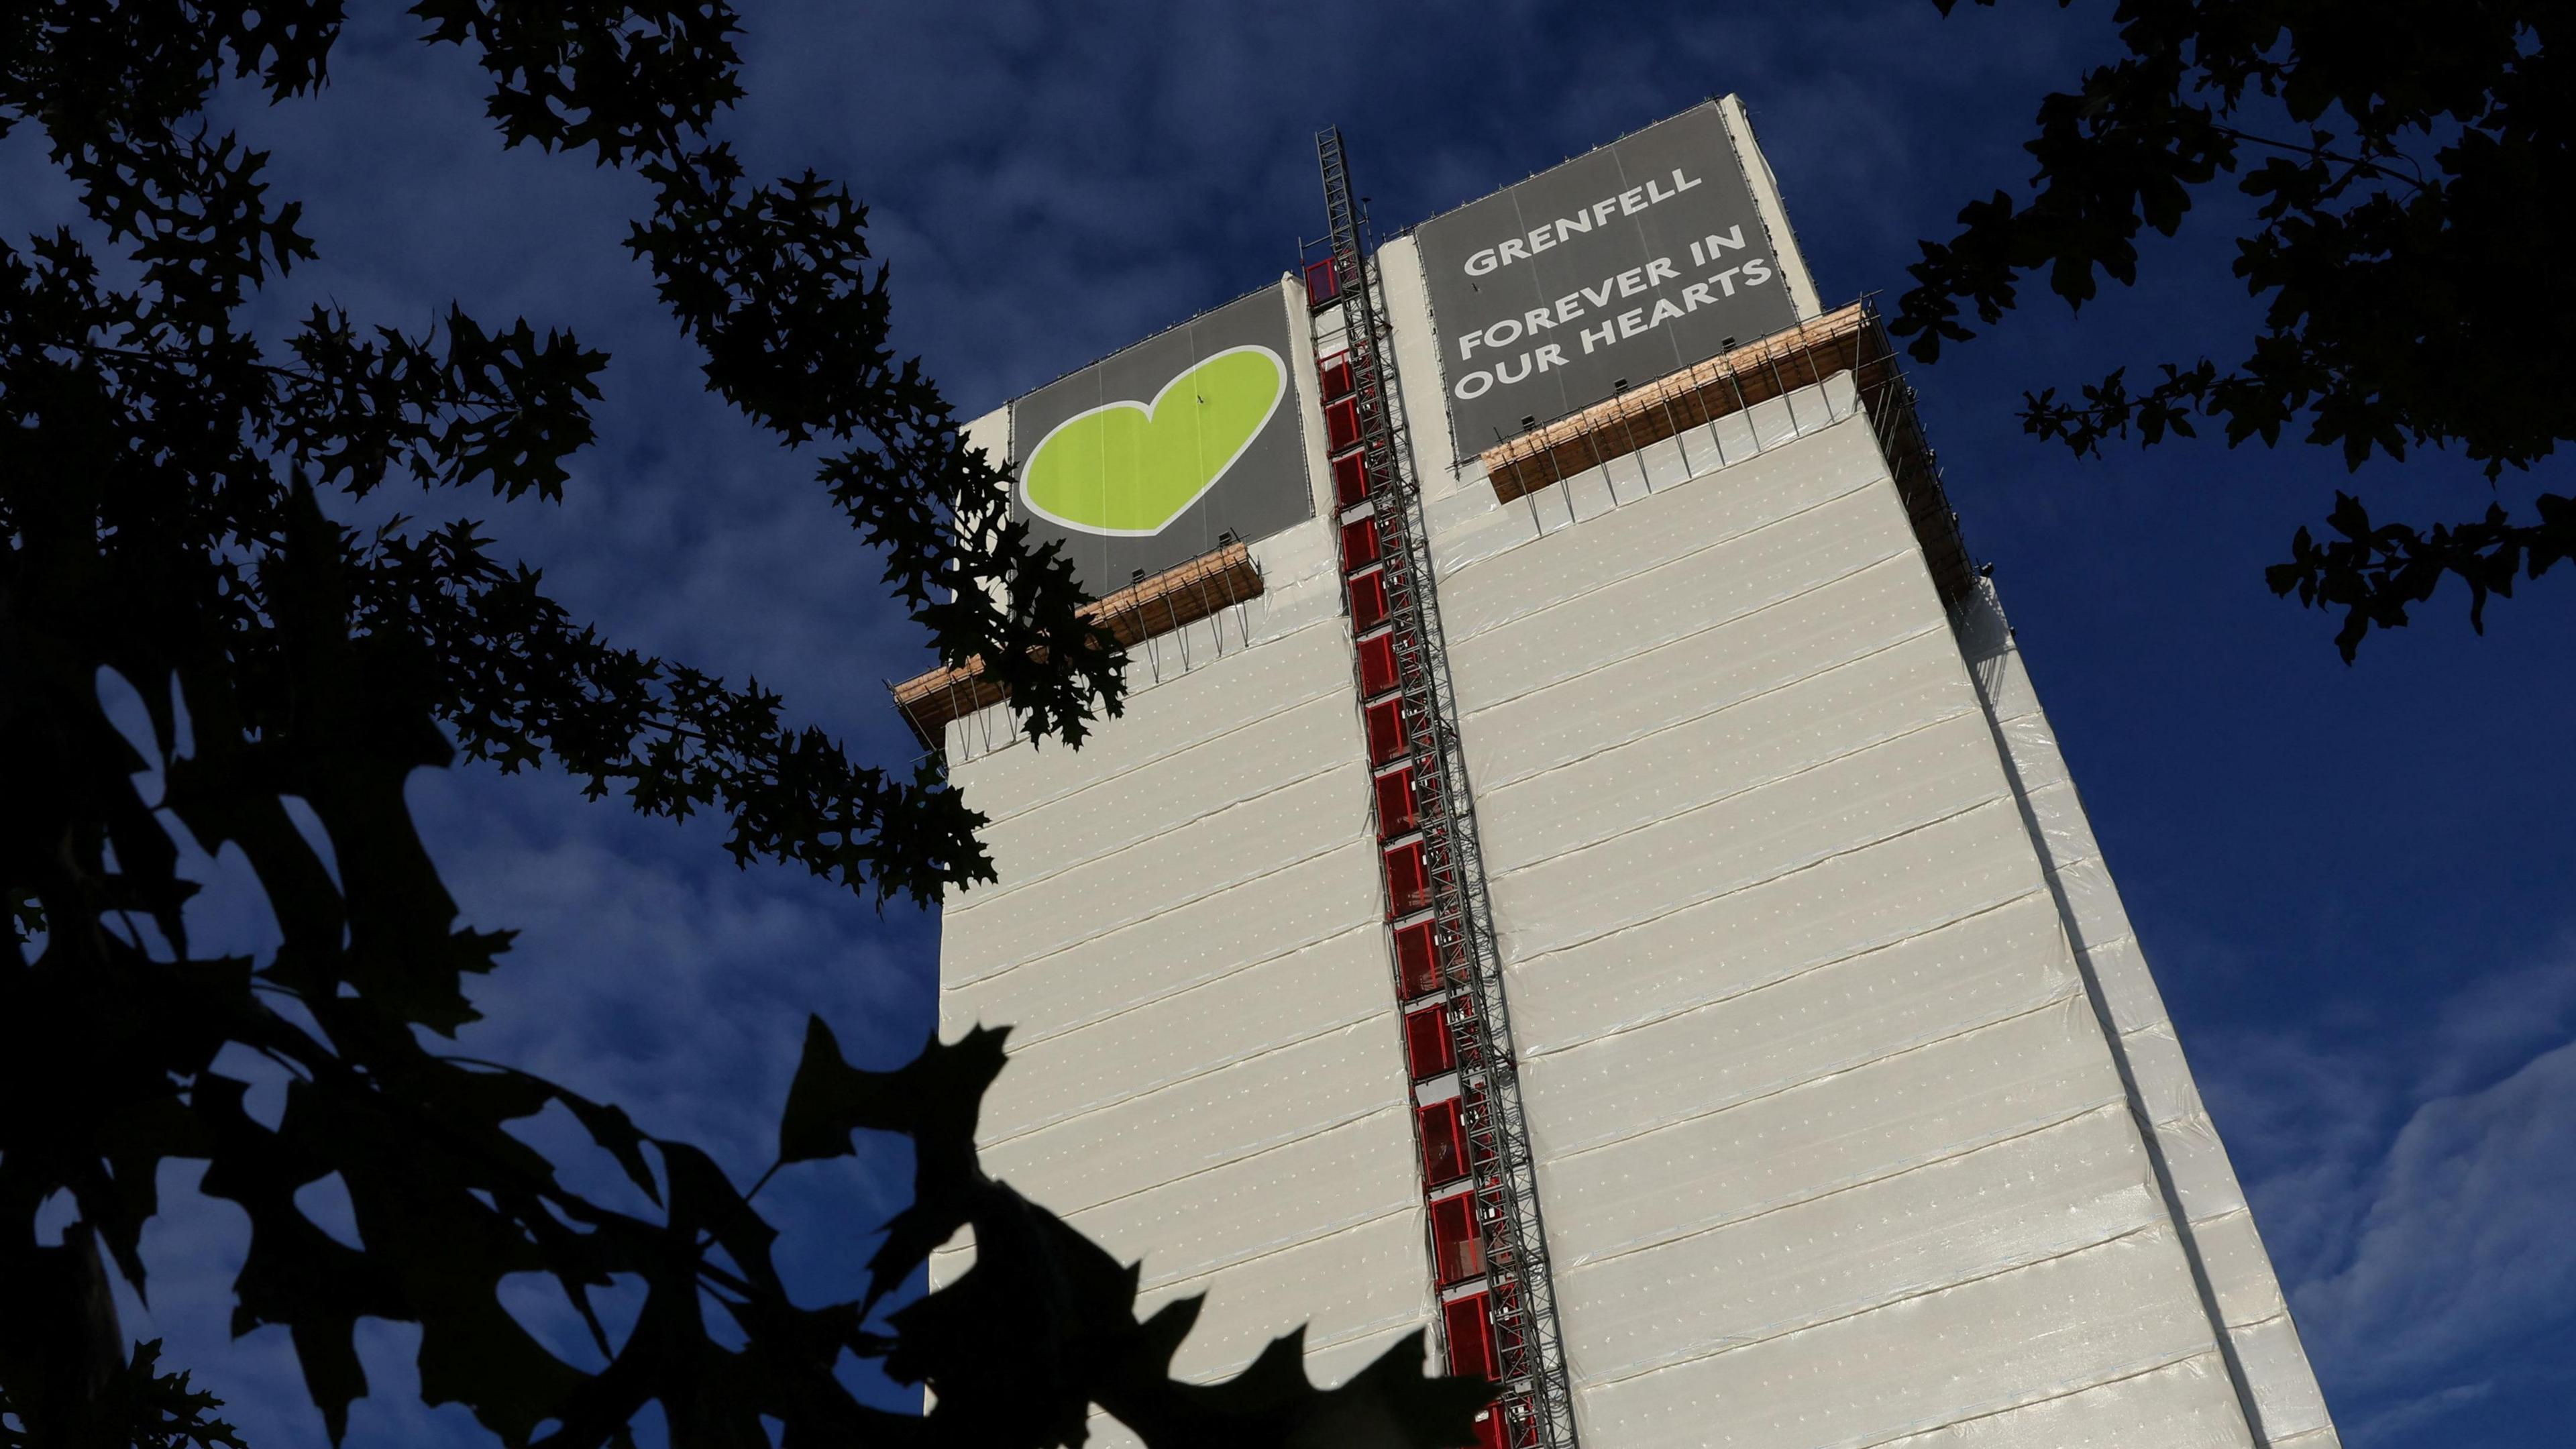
[1306,128,1580,1449]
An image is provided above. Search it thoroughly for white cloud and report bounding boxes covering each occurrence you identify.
[2196,946,2576,1445]
[2298,1038,2576,1382]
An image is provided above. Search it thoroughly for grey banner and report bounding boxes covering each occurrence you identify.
[1009,285,1311,597]
[1413,102,1801,453]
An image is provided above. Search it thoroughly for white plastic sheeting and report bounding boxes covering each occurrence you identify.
[1426,413,2310,1444]
[1476,627,1977,875]
[1878,1354,2253,1449]
[1490,708,2015,965]
[1506,800,2052,1055]
[1517,892,2078,1162]
[1954,580,2337,1447]
[1467,557,1941,794]
[979,921,1386,1144]
[943,763,1366,982]
[969,690,1360,894]
[937,497,1349,765]
[934,557,1428,1412]
[1444,476,1911,716]
[1535,998,2127,1268]
[1375,233,1470,487]
[1133,1211,1432,1383]
[927,352,2329,1445]
[1436,391,1886,647]
[1075,1330,1431,1449]
[1421,372,1867,580]
[1046,1104,1417,1293]
[949,619,1349,830]
[983,1016,1402,1218]
[943,841,1379,1053]
[1550,1106,2163,1384]
[1578,1224,2239,1449]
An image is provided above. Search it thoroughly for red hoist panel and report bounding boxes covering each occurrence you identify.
[1393,920,1442,1000]
[1348,568,1389,631]
[1382,839,1430,918]
[1404,1002,1454,1079]
[1324,396,1364,453]
[1340,515,1381,571]
[1364,696,1408,765]
[1375,765,1419,836]
[1417,1099,1468,1186]
[1303,258,1340,308]
[1318,352,1356,401]
[1357,633,1399,698]
[1332,449,1370,509]
[1314,124,1572,1449]
[1430,1193,1485,1284]
[1444,1291,1499,1381]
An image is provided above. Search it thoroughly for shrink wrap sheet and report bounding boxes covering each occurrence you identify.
[1504,801,2052,1053]
[977,921,1385,1143]
[1518,892,2080,1161]
[941,841,1380,1051]
[2192,1208,2292,1328]
[1424,376,1866,580]
[2047,855,2133,960]
[2123,1020,2213,1126]
[1477,627,1978,875]
[1076,1329,1429,1449]
[925,313,2328,1446]
[936,543,1426,1433]
[2233,1315,2337,1443]
[1420,416,2328,1446]
[941,588,1337,765]
[947,619,1349,825]
[943,763,1366,981]
[1578,1224,2224,1449]
[983,1016,1403,1217]
[1447,484,1915,717]
[1487,709,2017,964]
[1437,414,1888,646]
[1876,1354,2254,1449]
[1132,1210,1432,1383]
[1954,580,2333,1443]
[1552,1106,2161,1384]
[1059,1104,1417,1293]
[2155,1111,2254,1224]
[971,691,1359,893]
[2080,932,2174,1036]
[2020,777,2106,870]
[1538,998,2128,1267]
[1464,558,1941,793]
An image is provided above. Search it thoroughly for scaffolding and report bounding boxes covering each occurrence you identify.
[889,541,1266,755]
[1310,127,1581,1449]
[1478,300,1976,607]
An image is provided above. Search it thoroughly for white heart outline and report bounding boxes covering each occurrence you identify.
[1018,343,1289,537]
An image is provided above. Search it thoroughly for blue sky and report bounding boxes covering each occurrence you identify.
[9,2,2571,1444]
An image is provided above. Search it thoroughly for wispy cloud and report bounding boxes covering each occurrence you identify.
[2196,943,2576,1444]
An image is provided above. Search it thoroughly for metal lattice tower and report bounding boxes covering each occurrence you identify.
[1312,127,1580,1449]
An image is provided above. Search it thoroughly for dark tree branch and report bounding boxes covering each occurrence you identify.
[1904,0,2566,655]
[3,5,1473,1446]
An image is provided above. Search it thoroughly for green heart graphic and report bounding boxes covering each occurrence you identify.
[1021,345,1287,536]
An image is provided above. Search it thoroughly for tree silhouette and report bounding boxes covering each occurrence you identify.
[0,5,1486,1446]
[1899,1,2570,657]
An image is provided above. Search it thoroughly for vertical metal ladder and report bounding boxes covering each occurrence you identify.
[1311,127,1580,1449]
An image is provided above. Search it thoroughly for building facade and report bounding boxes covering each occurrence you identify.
[905,98,2336,1449]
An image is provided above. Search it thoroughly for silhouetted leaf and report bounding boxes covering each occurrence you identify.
[1902,1,2569,653]
[2,7,1480,1446]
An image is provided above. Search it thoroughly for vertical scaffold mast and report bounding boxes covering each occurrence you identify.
[1311,127,1580,1449]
